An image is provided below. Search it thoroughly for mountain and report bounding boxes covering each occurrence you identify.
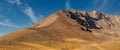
[0,9,120,50]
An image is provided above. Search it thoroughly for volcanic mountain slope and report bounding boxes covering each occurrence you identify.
[0,9,120,50]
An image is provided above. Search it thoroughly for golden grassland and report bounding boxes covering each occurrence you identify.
[1,37,120,50]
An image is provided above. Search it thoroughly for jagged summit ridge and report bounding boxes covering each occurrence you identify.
[31,9,120,31]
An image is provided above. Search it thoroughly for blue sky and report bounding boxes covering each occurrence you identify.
[0,0,120,36]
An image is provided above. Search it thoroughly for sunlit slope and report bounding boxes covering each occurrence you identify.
[1,9,120,50]
[1,10,96,43]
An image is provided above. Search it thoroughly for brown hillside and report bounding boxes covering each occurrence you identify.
[1,9,120,50]
[1,9,120,42]
[0,10,96,42]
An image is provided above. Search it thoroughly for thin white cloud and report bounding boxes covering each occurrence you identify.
[28,22,33,26]
[97,0,108,10]
[7,0,43,23]
[38,14,45,20]
[23,6,38,23]
[89,0,100,10]
[7,0,21,5]
[0,19,18,28]
[66,0,71,10]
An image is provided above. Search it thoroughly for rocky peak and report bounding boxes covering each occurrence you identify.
[61,9,120,31]
[82,11,89,16]
[31,9,120,32]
